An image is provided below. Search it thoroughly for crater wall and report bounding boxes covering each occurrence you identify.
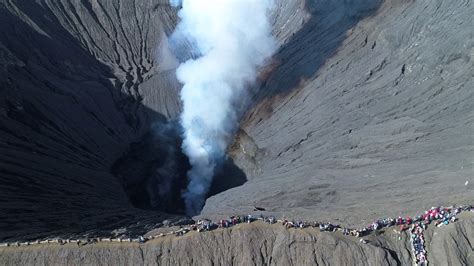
[0,0,472,248]
[203,0,474,226]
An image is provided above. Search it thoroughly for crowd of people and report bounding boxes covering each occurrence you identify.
[410,223,426,265]
[0,204,472,264]
[171,205,471,239]
[406,206,464,265]
[166,204,472,265]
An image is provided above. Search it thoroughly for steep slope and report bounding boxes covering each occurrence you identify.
[0,0,183,240]
[204,0,474,226]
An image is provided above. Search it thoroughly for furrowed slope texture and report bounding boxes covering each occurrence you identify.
[203,0,474,226]
[0,0,184,241]
[0,0,306,240]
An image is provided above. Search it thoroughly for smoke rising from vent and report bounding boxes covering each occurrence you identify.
[169,0,277,216]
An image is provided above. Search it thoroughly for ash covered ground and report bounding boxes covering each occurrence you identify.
[0,0,472,258]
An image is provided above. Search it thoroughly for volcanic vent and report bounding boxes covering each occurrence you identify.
[111,122,247,215]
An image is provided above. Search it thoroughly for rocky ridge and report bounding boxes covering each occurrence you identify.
[0,213,472,265]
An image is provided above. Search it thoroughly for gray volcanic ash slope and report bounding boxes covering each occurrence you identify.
[0,0,473,264]
[204,0,474,225]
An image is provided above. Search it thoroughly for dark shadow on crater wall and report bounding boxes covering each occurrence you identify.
[0,1,221,241]
[111,121,189,215]
[0,1,167,241]
[252,0,382,103]
[111,123,248,215]
[208,157,247,198]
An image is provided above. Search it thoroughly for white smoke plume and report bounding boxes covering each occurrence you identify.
[170,0,277,216]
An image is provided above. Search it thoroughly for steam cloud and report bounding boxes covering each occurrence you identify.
[170,0,277,216]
